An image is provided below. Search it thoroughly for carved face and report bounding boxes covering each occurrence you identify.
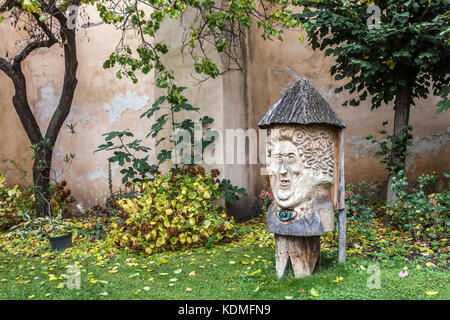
[268,140,303,208]
[266,126,334,211]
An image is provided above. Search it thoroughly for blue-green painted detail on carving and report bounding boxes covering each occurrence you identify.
[277,210,295,222]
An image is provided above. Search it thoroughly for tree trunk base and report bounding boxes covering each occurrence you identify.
[275,234,320,278]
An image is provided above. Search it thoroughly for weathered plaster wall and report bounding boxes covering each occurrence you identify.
[1,10,449,218]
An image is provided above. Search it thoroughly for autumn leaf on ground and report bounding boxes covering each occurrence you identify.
[425,291,439,295]
[333,276,344,283]
[186,287,192,292]
[174,269,182,274]
[189,271,197,277]
[310,288,320,297]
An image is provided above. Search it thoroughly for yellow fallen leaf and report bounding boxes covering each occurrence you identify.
[333,276,344,283]
[310,288,320,297]
[425,291,439,295]
[425,262,436,267]
[186,287,192,292]
[143,286,150,291]
[28,295,35,299]
[189,271,197,277]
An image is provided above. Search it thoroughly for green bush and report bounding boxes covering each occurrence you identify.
[0,174,76,233]
[345,181,376,223]
[388,171,450,240]
[109,167,239,255]
[0,174,34,231]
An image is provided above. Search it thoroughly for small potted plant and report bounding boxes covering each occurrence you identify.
[46,214,73,251]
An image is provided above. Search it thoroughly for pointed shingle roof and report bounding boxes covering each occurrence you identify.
[257,78,346,129]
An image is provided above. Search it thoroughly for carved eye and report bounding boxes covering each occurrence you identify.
[287,154,296,162]
[274,155,283,163]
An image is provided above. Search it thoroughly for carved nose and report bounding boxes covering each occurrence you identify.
[279,163,287,175]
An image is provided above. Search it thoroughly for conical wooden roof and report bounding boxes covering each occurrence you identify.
[257,78,346,129]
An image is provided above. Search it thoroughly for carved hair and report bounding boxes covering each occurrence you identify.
[267,125,334,179]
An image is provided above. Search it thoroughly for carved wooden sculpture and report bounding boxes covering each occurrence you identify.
[258,78,346,278]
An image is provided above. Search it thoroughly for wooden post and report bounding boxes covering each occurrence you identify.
[338,208,347,263]
[337,130,346,263]
[275,235,320,278]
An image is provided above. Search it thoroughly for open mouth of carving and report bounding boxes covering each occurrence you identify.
[280,179,290,187]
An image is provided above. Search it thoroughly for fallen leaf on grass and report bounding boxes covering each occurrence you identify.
[425,291,439,295]
[99,292,109,296]
[189,271,197,277]
[186,287,192,292]
[333,276,344,283]
[143,286,150,291]
[174,269,182,274]
[310,288,320,297]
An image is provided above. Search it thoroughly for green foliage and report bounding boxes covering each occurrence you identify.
[0,174,75,233]
[388,171,450,241]
[293,0,450,109]
[259,188,273,214]
[366,123,413,176]
[95,130,158,184]
[436,85,450,114]
[218,178,247,205]
[109,167,240,255]
[345,182,376,223]
[0,174,34,231]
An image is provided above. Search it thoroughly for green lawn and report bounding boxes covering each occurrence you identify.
[0,244,448,300]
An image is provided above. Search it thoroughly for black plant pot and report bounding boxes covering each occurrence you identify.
[49,232,73,251]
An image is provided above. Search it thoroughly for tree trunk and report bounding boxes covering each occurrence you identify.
[386,84,412,209]
[0,14,79,217]
[33,148,53,217]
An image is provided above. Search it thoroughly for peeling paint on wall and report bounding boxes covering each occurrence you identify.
[64,105,95,126]
[36,83,59,125]
[102,91,149,124]
[346,135,379,159]
[87,166,106,180]
[346,127,450,172]
[407,126,450,172]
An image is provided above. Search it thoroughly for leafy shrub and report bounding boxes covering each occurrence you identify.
[388,171,450,240]
[345,181,376,223]
[0,174,34,231]
[109,167,239,255]
[0,174,76,232]
[259,188,273,214]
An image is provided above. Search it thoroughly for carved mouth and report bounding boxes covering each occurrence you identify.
[280,179,290,187]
